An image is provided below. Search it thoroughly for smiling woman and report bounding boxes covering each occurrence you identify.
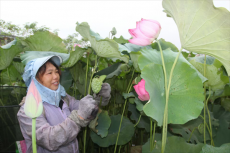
[17,55,111,153]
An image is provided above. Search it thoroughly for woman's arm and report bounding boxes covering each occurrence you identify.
[17,105,80,151]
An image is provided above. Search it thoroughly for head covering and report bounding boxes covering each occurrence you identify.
[22,55,66,107]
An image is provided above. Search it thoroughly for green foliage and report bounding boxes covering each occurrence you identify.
[139,48,204,126]
[0,64,21,85]
[143,136,204,153]
[188,56,229,91]
[96,110,111,138]
[20,31,68,53]
[0,38,24,70]
[76,22,129,63]
[152,38,179,52]
[60,69,72,91]
[200,143,230,153]
[90,114,134,147]
[113,36,129,44]
[163,0,230,76]
[61,48,85,68]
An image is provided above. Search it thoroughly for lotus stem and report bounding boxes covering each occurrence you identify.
[134,114,142,127]
[88,55,98,95]
[84,53,90,96]
[114,69,135,153]
[156,39,168,153]
[152,121,156,150]
[188,127,198,142]
[162,47,183,153]
[206,87,214,146]
[150,119,152,151]
[32,118,37,153]
[203,55,207,144]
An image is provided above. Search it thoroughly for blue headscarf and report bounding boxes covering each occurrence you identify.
[22,56,66,107]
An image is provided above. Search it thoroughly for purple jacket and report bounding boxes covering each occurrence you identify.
[17,94,81,153]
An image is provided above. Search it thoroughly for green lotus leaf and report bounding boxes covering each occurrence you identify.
[188,56,229,91]
[20,51,70,65]
[221,98,230,112]
[200,143,230,153]
[94,63,122,79]
[75,22,128,63]
[122,92,135,99]
[130,52,141,72]
[170,108,218,143]
[0,64,21,85]
[62,48,85,68]
[0,38,24,70]
[12,61,24,75]
[60,69,72,91]
[113,36,129,44]
[163,0,230,76]
[138,48,204,126]
[96,110,111,138]
[128,103,150,132]
[134,97,144,112]
[69,62,91,95]
[143,136,204,153]
[151,38,179,52]
[90,114,134,147]
[118,43,151,53]
[21,31,68,53]
[212,105,230,147]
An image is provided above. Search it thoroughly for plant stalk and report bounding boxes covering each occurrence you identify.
[114,69,135,153]
[162,47,183,153]
[32,118,37,153]
[203,55,207,144]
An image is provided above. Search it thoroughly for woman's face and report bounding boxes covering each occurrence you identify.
[37,62,60,90]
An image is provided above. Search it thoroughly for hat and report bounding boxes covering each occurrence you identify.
[32,55,62,76]
[22,55,63,87]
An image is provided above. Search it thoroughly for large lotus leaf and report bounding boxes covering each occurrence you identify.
[0,38,24,70]
[69,62,91,95]
[12,61,24,75]
[20,51,70,65]
[151,38,179,52]
[128,103,150,132]
[95,110,111,138]
[200,143,230,153]
[212,105,230,147]
[75,22,128,63]
[139,48,204,126]
[221,98,230,112]
[162,0,230,76]
[21,31,68,53]
[94,63,122,79]
[62,48,85,68]
[0,64,21,85]
[90,114,134,147]
[118,43,151,54]
[188,56,229,91]
[130,52,141,72]
[170,108,219,143]
[60,69,72,91]
[143,136,204,153]
[113,36,129,44]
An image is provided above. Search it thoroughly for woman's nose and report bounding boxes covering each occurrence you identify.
[53,72,59,79]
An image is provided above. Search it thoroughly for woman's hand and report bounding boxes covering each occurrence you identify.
[68,95,99,127]
[94,83,111,106]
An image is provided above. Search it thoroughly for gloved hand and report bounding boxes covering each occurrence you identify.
[93,83,111,106]
[68,95,99,127]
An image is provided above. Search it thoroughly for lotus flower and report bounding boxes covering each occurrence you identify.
[74,44,82,48]
[24,79,43,119]
[128,18,161,46]
[133,79,150,101]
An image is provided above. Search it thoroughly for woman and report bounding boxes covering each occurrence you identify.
[17,55,111,153]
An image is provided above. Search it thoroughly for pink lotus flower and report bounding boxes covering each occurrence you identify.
[74,44,82,48]
[128,18,161,46]
[133,79,150,101]
[24,80,43,119]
